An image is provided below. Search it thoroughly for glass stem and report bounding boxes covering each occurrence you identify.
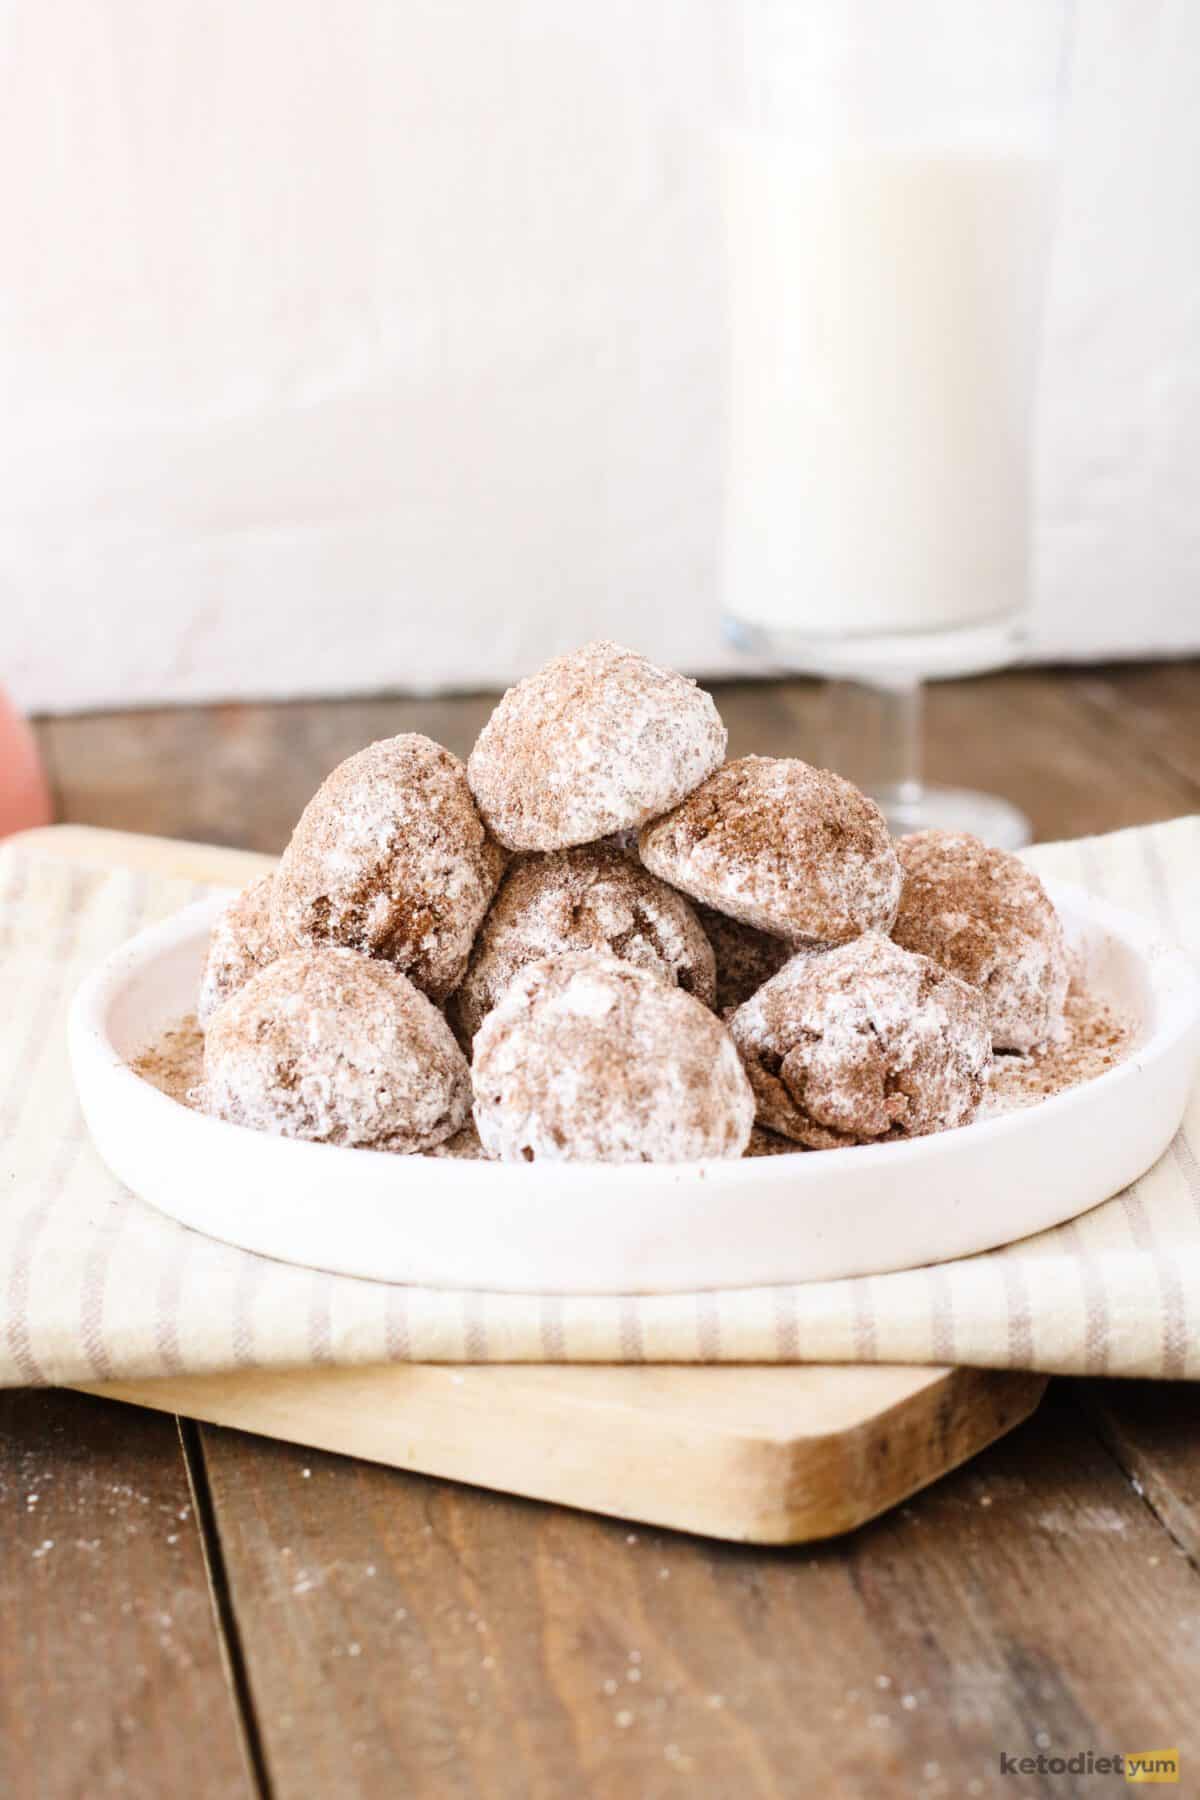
[883,672,925,826]
[824,673,926,836]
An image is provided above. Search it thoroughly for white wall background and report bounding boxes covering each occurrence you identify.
[0,0,1197,714]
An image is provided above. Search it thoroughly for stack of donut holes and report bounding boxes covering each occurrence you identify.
[197,641,1068,1164]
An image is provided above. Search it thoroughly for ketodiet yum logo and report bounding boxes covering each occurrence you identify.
[999,1748,1179,1783]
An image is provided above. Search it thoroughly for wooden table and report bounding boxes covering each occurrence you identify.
[5,665,1199,1799]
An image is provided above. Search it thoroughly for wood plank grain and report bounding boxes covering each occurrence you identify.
[0,1390,253,1800]
[36,666,1200,859]
[193,1388,1198,1800]
[36,694,496,855]
[1077,1381,1200,1565]
[920,670,1200,840]
[1069,661,1200,797]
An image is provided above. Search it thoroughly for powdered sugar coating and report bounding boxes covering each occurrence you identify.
[472,952,754,1164]
[467,641,727,851]
[450,845,716,1042]
[893,830,1069,1053]
[730,934,991,1149]
[198,875,277,1025]
[270,734,505,1002]
[695,902,792,1016]
[202,947,470,1152]
[640,756,901,945]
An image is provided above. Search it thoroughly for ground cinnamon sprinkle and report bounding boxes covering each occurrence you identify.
[131,1015,205,1107]
[980,982,1137,1118]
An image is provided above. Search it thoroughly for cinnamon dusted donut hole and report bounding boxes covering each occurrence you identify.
[695,903,792,1016]
[198,875,277,1025]
[471,953,754,1164]
[203,948,470,1152]
[270,734,505,1002]
[892,830,1068,1053]
[467,641,727,851]
[449,845,716,1043]
[730,934,991,1149]
[640,756,901,946]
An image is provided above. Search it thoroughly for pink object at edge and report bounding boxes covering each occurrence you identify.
[0,690,53,837]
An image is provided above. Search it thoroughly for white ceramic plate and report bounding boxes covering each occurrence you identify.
[69,882,1200,1294]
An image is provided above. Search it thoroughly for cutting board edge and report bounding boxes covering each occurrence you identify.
[73,1364,1048,1545]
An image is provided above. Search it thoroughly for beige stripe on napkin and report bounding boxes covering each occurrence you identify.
[0,818,1197,1386]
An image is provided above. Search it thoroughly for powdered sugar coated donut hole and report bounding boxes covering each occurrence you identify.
[730,934,991,1149]
[449,845,716,1042]
[640,755,902,946]
[270,734,505,1002]
[203,947,470,1152]
[198,874,277,1025]
[467,641,727,851]
[892,830,1069,1053]
[471,952,754,1164]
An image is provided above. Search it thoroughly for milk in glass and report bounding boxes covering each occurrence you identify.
[721,136,1055,639]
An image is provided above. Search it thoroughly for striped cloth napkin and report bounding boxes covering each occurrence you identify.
[0,818,1197,1388]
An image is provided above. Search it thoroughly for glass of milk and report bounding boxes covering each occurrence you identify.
[721,0,1071,846]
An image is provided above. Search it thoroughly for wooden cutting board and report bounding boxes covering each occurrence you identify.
[34,824,1046,1544]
